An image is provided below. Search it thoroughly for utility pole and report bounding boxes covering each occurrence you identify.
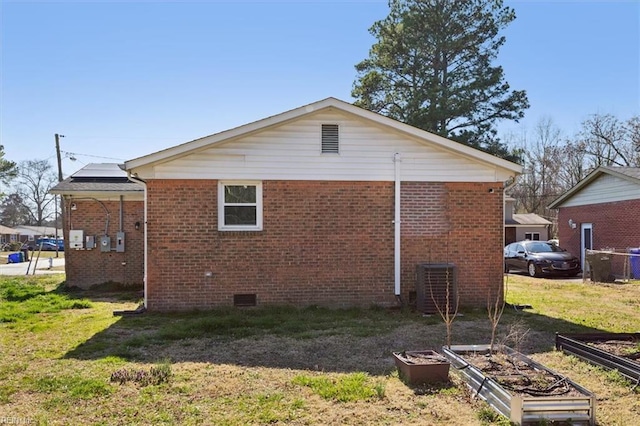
[54,134,65,258]
[55,133,64,182]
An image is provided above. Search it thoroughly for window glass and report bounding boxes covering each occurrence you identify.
[224,206,257,226]
[224,185,256,204]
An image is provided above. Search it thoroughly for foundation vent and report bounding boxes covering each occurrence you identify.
[233,294,257,307]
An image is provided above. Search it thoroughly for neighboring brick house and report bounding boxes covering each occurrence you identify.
[13,225,63,246]
[123,97,521,311]
[504,197,551,245]
[548,166,640,273]
[51,163,144,288]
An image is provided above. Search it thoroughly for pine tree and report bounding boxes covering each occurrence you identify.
[353,0,528,160]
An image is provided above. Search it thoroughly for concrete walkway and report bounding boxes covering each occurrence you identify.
[0,256,65,276]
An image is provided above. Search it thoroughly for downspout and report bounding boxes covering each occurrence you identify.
[119,195,124,232]
[127,171,148,309]
[394,153,401,298]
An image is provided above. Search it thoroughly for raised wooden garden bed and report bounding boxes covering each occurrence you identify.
[443,344,595,425]
[392,350,450,385]
[556,332,640,383]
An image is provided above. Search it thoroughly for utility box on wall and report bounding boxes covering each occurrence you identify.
[100,235,111,252]
[116,232,125,252]
[69,230,84,249]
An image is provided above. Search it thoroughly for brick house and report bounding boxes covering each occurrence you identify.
[51,163,144,288]
[122,98,521,311]
[548,166,640,273]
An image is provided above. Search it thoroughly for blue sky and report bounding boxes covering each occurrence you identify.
[1,0,638,178]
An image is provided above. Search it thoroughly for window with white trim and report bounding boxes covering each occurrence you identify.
[525,232,540,241]
[321,124,339,153]
[218,181,263,231]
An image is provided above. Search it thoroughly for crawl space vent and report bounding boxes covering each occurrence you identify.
[416,263,457,314]
[233,294,257,307]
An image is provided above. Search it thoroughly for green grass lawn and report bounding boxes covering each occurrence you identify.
[0,274,638,425]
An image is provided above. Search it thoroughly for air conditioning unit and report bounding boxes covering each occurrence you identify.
[416,263,457,314]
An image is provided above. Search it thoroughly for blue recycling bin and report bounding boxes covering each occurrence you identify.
[8,252,23,263]
[630,248,640,279]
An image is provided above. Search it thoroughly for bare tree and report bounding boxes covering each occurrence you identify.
[625,116,640,159]
[579,114,640,168]
[429,266,459,349]
[508,117,565,218]
[488,275,507,353]
[12,160,58,225]
[557,140,589,189]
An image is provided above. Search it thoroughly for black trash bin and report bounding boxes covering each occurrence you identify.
[21,248,29,262]
[586,251,613,282]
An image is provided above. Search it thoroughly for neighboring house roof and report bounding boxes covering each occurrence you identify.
[548,166,640,209]
[510,213,552,226]
[124,97,522,179]
[13,225,62,236]
[51,163,144,197]
[0,225,19,235]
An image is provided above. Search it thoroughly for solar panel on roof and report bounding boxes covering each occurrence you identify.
[71,163,127,179]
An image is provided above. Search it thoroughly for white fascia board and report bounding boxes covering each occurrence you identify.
[124,97,522,177]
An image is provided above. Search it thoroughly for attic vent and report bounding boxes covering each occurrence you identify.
[321,124,339,153]
[233,293,257,307]
[416,263,457,314]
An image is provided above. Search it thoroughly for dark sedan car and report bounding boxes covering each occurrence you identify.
[504,240,581,277]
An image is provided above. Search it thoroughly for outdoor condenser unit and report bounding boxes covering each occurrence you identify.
[416,263,457,314]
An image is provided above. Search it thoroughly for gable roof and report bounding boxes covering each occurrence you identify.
[13,225,62,236]
[51,163,144,195]
[511,213,552,226]
[548,166,640,209]
[0,225,18,235]
[124,97,522,175]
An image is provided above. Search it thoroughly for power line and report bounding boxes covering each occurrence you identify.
[60,150,125,161]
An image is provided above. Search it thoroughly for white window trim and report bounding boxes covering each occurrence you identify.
[218,180,263,231]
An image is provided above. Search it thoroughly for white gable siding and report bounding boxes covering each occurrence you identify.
[140,110,509,182]
[561,174,640,207]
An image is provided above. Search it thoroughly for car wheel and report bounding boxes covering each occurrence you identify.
[504,263,509,273]
[528,262,539,278]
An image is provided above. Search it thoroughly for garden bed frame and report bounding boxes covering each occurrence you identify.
[443,344,595,425]
[555,332,640,383]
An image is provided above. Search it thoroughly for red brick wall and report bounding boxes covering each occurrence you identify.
[401,182,504,309]
[558,199,640,267]
[63,198,144,288]
[145,180,504,311]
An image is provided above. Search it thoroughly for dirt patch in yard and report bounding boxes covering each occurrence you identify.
[587,339,640,361]
[131,323,451,374]
[462,352,585,397]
